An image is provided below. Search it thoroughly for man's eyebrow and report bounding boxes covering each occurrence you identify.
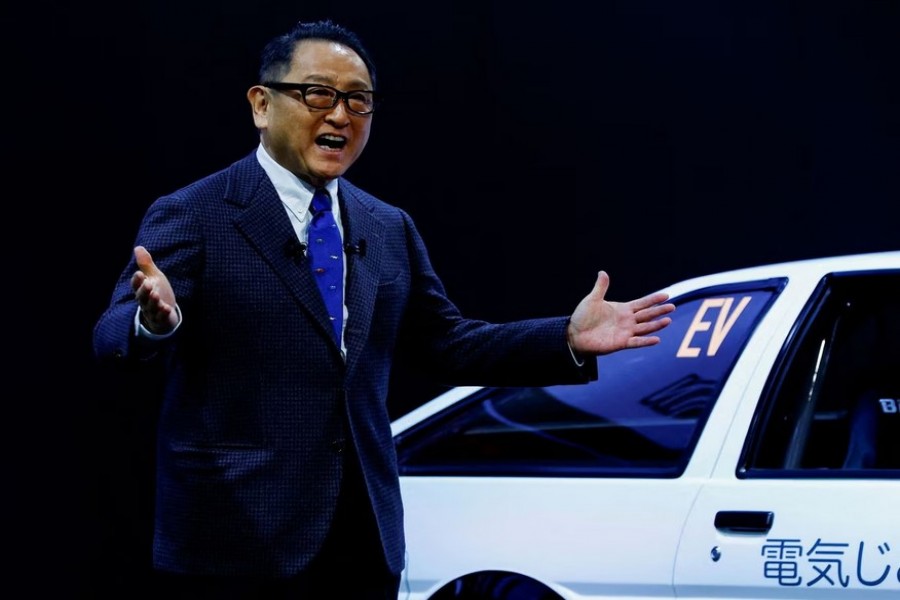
[301,74,373,89]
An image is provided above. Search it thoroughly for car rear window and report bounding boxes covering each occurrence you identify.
[396,278,785,477]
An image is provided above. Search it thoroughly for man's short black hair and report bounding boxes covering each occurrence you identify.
[258,19,377,89]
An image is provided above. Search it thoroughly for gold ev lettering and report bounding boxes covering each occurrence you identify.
[677,297,752,358]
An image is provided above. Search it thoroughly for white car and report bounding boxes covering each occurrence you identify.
[392,251,900,599]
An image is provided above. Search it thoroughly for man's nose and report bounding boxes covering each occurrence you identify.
[324,99,351,123]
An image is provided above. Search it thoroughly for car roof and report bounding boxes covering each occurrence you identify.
[660,251,900,298]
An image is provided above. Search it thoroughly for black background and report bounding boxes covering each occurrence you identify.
[9,0,898,595]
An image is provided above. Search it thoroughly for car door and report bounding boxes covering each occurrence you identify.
[674,270,900,598]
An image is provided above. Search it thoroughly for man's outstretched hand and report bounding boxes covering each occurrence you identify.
[567,271,675,356]
[131,245,179,335]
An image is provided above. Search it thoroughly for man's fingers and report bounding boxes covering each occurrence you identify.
[631,291,672,311]
[636,302,676,322]
[634,316,672,336]
[628,335,661,349]
[134,245,158,276]
[593,270,610,300]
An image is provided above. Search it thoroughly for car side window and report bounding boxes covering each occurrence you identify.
[396,279,784,477]
[742,271,900,477]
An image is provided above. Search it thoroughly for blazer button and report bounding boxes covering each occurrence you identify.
[331,439,345,454]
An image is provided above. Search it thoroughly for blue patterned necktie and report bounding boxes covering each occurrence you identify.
[309,188,343,343]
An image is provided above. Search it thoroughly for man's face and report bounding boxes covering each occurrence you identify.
[250,40,373,187]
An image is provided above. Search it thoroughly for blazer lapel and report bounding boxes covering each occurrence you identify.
[227,160,338,347]
[340,185,385,378]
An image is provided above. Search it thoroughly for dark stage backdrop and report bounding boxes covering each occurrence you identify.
[10,0,898,595]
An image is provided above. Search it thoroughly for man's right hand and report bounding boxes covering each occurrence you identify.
[131,245,179,334]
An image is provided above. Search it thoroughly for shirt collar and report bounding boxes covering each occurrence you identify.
[255,144,340,219]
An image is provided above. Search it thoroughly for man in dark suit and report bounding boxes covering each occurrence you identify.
[93,19,674,599]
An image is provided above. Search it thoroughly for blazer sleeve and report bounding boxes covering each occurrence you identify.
[93,193,203,365]
[394,209,597,387]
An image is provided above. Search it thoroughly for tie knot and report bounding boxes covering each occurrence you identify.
[311,188,332,214]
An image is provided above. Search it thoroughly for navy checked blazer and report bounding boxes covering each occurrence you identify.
[93,151,597,577]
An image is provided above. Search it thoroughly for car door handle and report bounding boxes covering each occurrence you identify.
[714,510,774,534]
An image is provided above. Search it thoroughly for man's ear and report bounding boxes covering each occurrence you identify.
[247,85,270,128]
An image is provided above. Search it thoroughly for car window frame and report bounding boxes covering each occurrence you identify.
[739,268,900,479]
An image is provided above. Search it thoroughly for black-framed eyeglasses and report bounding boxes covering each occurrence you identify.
[262,82,379,116]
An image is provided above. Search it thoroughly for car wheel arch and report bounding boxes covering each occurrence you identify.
[425,569,565,600]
